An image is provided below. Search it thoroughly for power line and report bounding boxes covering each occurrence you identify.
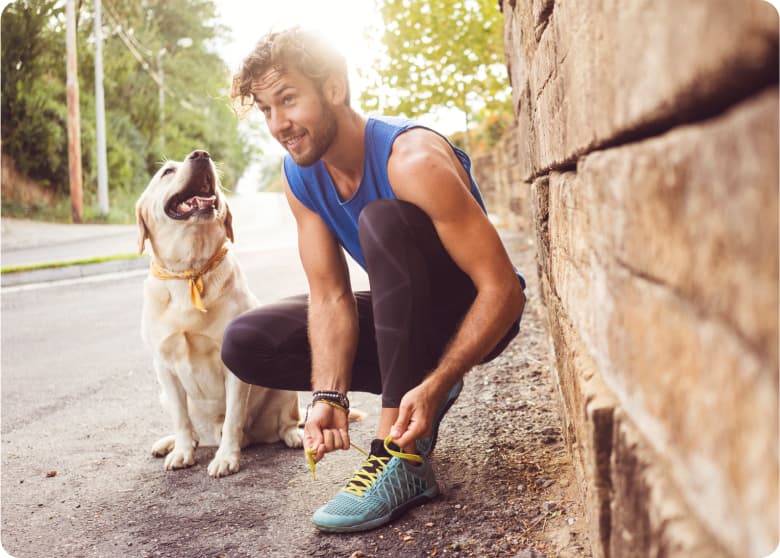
[99,2,197,112]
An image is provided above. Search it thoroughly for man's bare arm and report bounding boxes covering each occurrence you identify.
[284,176,357,459]
[387,129,526,446]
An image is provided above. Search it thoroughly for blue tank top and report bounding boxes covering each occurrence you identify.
[284,116,525,287]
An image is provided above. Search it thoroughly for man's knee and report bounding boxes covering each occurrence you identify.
[358,199,430,249]
[220,317,262,383]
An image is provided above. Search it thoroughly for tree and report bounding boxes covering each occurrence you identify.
[91,0,254,187]
[1,1,69,192]
[360,0,511,144]
[1,0,257,220]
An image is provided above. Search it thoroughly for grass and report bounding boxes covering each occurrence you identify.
[2,189,142,274]
[1,252,143,274]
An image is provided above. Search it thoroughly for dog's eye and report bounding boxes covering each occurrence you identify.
[162,167,175,177]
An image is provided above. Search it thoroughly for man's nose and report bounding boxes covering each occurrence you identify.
[268,110,292,136]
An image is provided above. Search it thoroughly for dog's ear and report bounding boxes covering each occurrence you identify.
[224,202,235,243]
[136,202,150,254]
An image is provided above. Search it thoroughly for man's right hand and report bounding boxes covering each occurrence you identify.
[303,402,351,463]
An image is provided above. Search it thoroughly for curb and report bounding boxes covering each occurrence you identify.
[1,256,149,287]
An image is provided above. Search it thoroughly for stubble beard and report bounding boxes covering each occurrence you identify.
[288,100,338,168]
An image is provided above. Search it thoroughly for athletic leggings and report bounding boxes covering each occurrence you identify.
[221,199,523,407]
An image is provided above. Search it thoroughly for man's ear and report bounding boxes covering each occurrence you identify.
[324,74,348,106]
[135,203,150,254]
[224,202,235,243]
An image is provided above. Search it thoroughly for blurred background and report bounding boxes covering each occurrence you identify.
[0,0,514,223]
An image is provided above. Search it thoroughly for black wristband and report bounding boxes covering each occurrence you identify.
[311,390,350,410]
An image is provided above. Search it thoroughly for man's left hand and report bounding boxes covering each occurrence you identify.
[389,380,442,449]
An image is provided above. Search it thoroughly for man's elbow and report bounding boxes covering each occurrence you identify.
[481,275,526,321]
[507,277,526,322]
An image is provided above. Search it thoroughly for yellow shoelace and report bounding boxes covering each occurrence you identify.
[305,435,423,487]
[341,453,390,497]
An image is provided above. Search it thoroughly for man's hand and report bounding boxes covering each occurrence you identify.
[303,401,350,463]
[389,380,445,450]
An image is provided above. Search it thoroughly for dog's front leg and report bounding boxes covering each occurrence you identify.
[208,369,250,478]
[153,361,198,470]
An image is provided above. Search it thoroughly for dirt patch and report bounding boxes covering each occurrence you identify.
[1,153,55,206]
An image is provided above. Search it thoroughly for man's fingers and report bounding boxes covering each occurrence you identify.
[390,403,413,443]
[302,404,351,464]
[303,430,321,452]
[338,428,351,450]
[323,429,336,450]
[321,428,351,453]
[394,418,425,448]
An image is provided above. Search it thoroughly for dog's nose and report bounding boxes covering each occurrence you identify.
[188,150,210,161]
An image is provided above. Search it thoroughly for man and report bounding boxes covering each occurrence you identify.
[222,27,525,533]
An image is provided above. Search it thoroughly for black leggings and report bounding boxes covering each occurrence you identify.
[221,199,522,407]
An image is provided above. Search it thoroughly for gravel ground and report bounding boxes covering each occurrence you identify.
[1,230,591,558]
[302,232,593,558]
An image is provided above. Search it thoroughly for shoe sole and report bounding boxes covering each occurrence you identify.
[312,485,441,533]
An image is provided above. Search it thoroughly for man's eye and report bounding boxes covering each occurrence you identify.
[162,167,175,177]
[283,95,294,105]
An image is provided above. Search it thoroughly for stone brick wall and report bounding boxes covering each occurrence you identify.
[472,131,531,231]
[499,1,779,557]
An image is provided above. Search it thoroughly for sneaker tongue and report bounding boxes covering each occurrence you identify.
[369,438,397,458]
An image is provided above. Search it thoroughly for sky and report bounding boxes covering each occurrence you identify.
[212,0,468,136]
[212,0,468,192]
[214,0,382,87]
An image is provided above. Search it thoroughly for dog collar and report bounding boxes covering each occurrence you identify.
[149,243,230,313]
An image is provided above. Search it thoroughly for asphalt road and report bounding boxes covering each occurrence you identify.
[0,245,383,558]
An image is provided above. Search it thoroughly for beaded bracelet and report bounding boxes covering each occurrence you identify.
[311,390,350,411]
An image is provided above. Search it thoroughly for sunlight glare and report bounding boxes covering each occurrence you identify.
[215,0,383,105]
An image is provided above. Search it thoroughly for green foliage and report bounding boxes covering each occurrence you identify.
[1,0,257,222]
[1,1,69,191]
[360,0,512,134]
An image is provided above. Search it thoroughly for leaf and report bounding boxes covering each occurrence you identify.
[361,0,511,133]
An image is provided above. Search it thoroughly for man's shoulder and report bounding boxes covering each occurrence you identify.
[369,114,414,129]
[389,126,451,163]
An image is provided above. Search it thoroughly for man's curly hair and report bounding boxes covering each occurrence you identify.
[231,26,350,118]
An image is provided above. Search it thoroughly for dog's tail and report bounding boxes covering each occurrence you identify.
[348,408,366,422]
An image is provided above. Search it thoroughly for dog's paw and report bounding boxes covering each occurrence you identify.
[207,449,240,478]
[282,426,303,449]
[151,435,176,457]
[163,444,196,470]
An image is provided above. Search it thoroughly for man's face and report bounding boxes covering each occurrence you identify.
[251,67,337,167]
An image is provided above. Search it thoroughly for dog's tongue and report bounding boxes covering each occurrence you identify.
[177,195,216,213]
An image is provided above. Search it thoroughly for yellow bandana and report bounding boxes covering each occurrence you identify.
[150,244,230,312]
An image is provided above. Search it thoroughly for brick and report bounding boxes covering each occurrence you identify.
[503,0,778,178]
[543,90,779,557]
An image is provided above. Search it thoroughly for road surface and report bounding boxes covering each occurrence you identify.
[1,202,589,557]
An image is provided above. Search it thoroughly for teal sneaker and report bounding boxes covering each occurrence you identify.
[415,379,464,457]
[311,437,439,532]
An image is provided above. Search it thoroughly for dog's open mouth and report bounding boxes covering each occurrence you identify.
[164,170,218,220]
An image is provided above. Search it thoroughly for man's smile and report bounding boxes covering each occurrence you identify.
[281,132,306,149]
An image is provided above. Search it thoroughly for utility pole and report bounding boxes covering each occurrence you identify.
[94,0,109,215]
[65,0,83,223]
[158,48,165,155]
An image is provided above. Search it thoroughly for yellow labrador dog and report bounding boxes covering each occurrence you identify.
[136,149,302,477]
